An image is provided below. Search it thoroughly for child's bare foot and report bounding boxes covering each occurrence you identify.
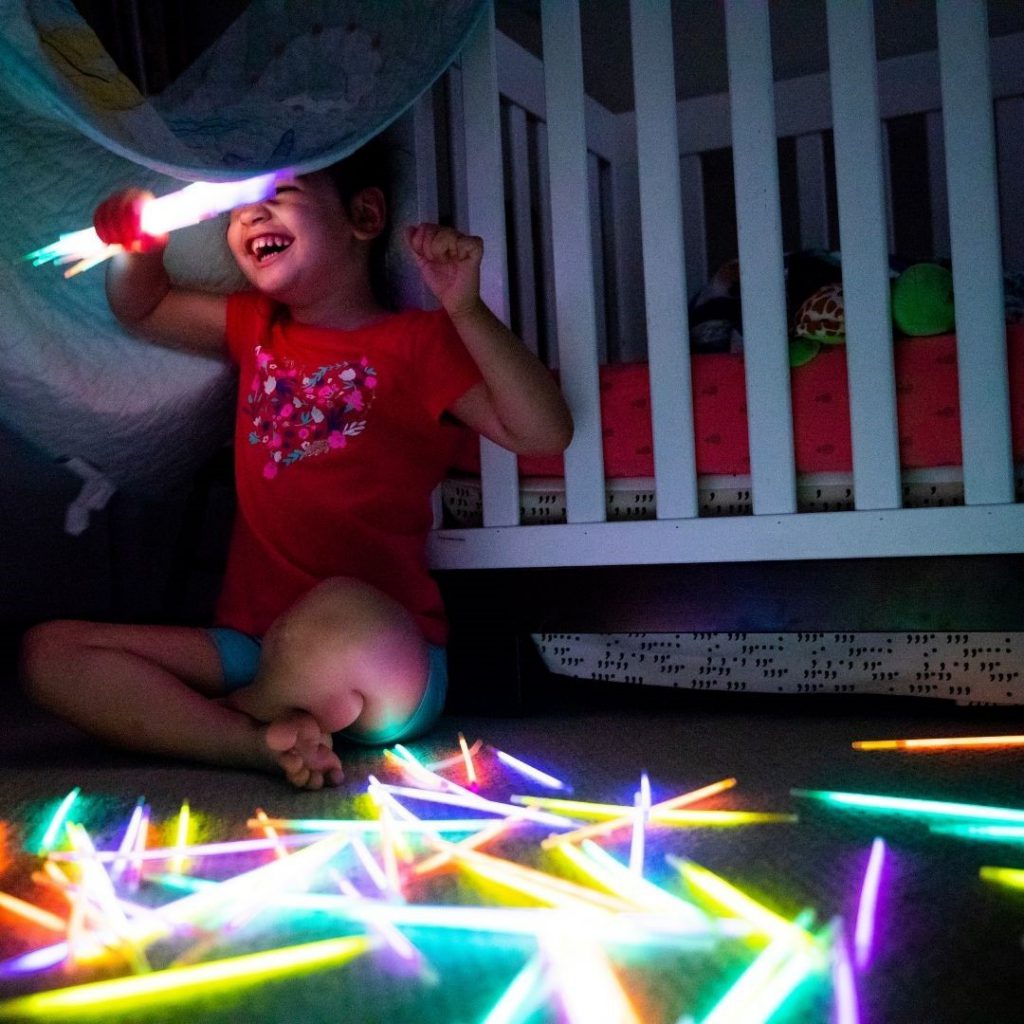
[264,710,343,790]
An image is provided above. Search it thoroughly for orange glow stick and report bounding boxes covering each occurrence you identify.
[458,733,478,785]
[853,734,1024,751]
[0,891,66,932]
[254,808,289,860]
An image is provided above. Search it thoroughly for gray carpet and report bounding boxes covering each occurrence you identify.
[2,645,1024,1023]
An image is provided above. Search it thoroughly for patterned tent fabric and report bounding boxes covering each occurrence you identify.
[1,0,485,179]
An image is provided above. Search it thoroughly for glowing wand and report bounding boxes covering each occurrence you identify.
[24,170,288,279]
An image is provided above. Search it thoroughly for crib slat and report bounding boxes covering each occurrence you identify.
[460,3,520,527]
[629,0,699,521]
[936,2,1014,505]
[540,0,606,523]
[724,0,796,515]
[826,0,901,510]
[506,103,539,355]
[795,133,829,251]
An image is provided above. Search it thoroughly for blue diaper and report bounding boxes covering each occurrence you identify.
[205,627,447,745]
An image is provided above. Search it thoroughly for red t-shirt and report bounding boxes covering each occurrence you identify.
[214,292,483,645]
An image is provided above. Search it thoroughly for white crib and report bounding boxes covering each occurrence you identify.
[404,0,1024,581]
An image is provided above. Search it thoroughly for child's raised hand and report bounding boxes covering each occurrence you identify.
[406,223,483,317]
[93,188,169,253]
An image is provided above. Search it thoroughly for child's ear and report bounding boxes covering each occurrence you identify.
[350,187,386,240]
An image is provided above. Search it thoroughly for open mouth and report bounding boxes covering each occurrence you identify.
[247,234,294,262]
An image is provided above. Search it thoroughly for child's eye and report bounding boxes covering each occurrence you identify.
[275,186,299,195]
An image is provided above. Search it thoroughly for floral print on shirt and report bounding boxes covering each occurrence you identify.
[245,345,378,479]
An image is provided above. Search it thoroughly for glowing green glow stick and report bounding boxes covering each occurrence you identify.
[791,789,1024,823]
[37,788,80,853]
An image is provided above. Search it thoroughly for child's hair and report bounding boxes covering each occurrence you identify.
[319,136,394,308]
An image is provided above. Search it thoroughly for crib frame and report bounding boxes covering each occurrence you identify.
[416,0,1024,573]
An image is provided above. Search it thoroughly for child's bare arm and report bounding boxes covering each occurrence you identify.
[406,223,573,456]
[97,189,228,356]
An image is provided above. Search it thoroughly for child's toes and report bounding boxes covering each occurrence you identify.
[265,718,301,753]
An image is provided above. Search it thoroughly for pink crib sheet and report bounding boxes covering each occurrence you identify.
[452,325,1024,477]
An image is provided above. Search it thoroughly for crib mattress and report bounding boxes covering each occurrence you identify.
[451,325,1024,480]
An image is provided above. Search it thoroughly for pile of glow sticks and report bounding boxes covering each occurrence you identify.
[23,172,289,279]
[0,732,1021,1022]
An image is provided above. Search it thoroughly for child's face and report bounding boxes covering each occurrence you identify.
[226,171,358,303]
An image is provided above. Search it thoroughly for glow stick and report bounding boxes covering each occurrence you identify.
[458,733,478,785]
[48,832,323,863]
[170,801,191,875]
[378,782,573,828]
[247,816,494,835]
[853,838,886,970]
[629,773,650,875]
[540,778,739,849]
[979,865,1024,890]
[480,954,548,1024]
[109,800,145,885]
[853,734,1024,751]
[791,789,1024,823]
[517,776,738,820]
[350,837,390,894]
[127,804,150,892]
[38,788,80,853]
[667,856,815,946]
[494,749,570,791]
[720,942,822,1024]
[0,891,66,932]
[377,803,403,895]
[930,823,1024,842]
[699,909,816,1024]
[24,172,287,278]
[0,935,370,1018]
[831,921,861,1024]
[425,738,483,771]
[0,942,70,977]
[253,808,288,860]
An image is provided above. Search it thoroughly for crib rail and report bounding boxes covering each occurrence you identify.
[426,0,1024,570]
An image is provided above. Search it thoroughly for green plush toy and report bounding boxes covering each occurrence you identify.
[891,263,955,336]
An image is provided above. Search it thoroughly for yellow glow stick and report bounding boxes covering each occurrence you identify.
[667,856,815,946]
[378,803,403,896]
[519,777,737,820]
[540,778,739,848]
[458,733,478,785]
[979,865,1024,890]
[246,816,493,835]
[853,734,1024,751]
[170,802,191,875]
[0,891,66,932]
[0,935,370,1018]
